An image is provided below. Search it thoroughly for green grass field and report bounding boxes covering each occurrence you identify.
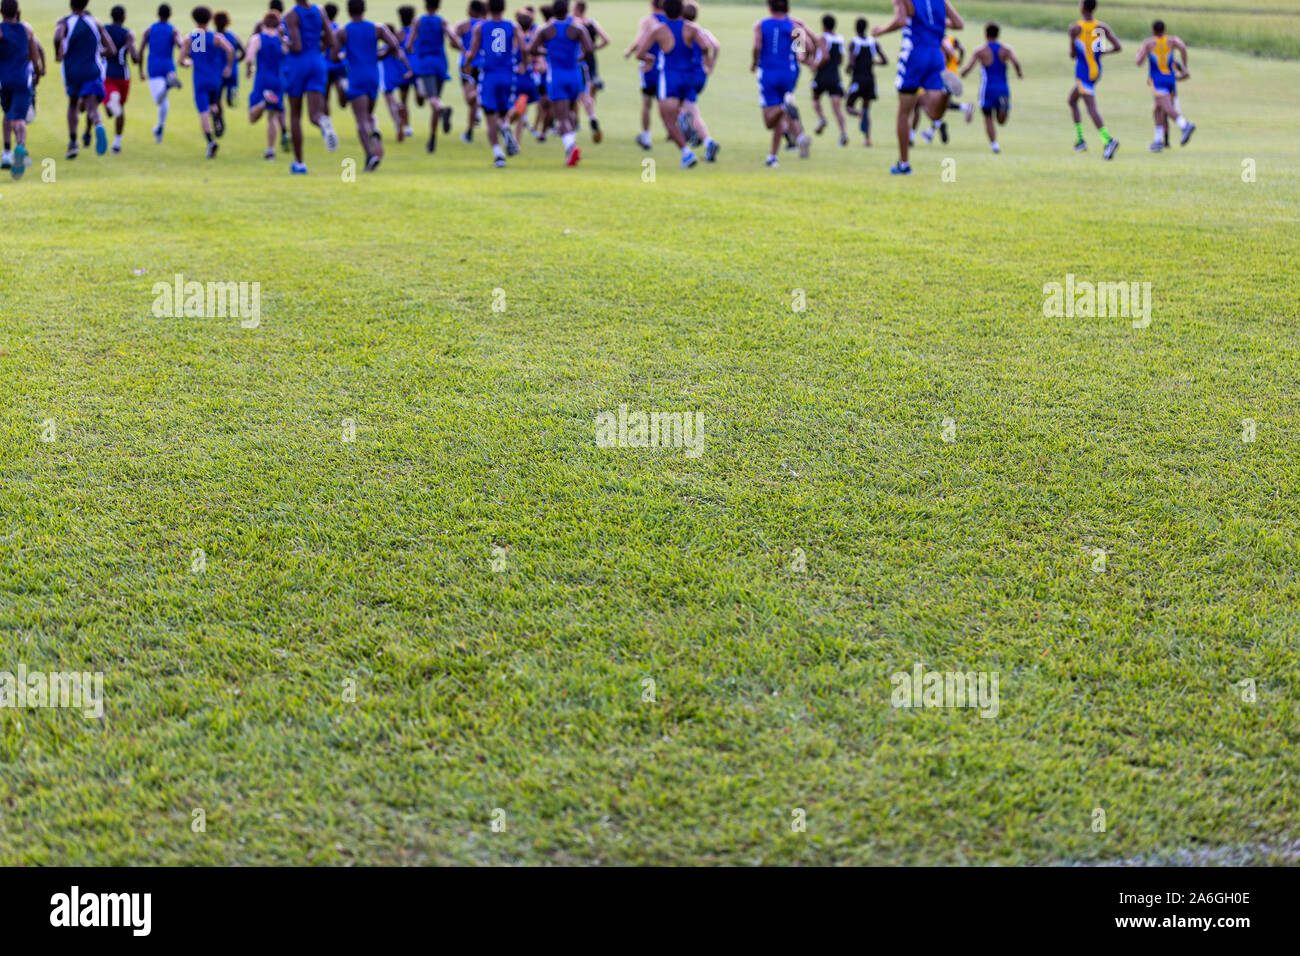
[1,0,1298,865]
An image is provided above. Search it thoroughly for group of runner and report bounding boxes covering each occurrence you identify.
[0,0,1198,177]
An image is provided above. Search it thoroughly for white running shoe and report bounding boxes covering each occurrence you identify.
[320,116,339,151]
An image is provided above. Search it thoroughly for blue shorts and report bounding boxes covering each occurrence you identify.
[547,67,583,104]
[147,60,175,80]
[381,60,409,93]
[412,55,447,81]
[65,75,105,100]
[283,55,327,97]
[979,82,1009,113]
[222,72,238,90]
[689,67,707,102]
[657,68,693,102]
[757,66,797,108]
[895,43,944,93]
[515,69,538,103]
[250,77,284,110]
[1,84,31,120]
[1074,75,1098,96]
[194,82,222,112]
[478,70,514,114]
[640,65,659,97]
[347,70,379,102]
[1149,74,1176,95]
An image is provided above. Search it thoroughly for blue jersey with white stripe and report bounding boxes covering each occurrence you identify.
[903,0,946,51]
[983,41,1007,84]
[658,19,692,74]
[62,14,104,81]
[642,12,666,72]
[758,17,795,73]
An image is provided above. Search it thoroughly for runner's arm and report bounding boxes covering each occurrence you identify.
[246,32,261,76]
[1005,44,1022,78]
[1134,37,1150,67]
[215,32,234,77]
[444,20,463,52]
[872,0,908,38]
[1101,22,1121,53]
[960,44,983,77]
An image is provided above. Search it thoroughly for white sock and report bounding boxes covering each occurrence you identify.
[991,141,998,150]
[767,153,776,162]
[562,131,576,150]
[1155,125,1165,141]
[1174,115,1189,130]
[492,144,504,158]
[158,100,169,125]
[113,135,121,147]
[680,144,690,156]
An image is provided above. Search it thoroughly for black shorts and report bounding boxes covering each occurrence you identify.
[812,73,843,97]
[842,79,873,108]
[846,76,877,106]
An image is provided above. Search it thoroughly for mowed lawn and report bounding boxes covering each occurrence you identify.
[957,0,1300,59]
[1,1,1297,864]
